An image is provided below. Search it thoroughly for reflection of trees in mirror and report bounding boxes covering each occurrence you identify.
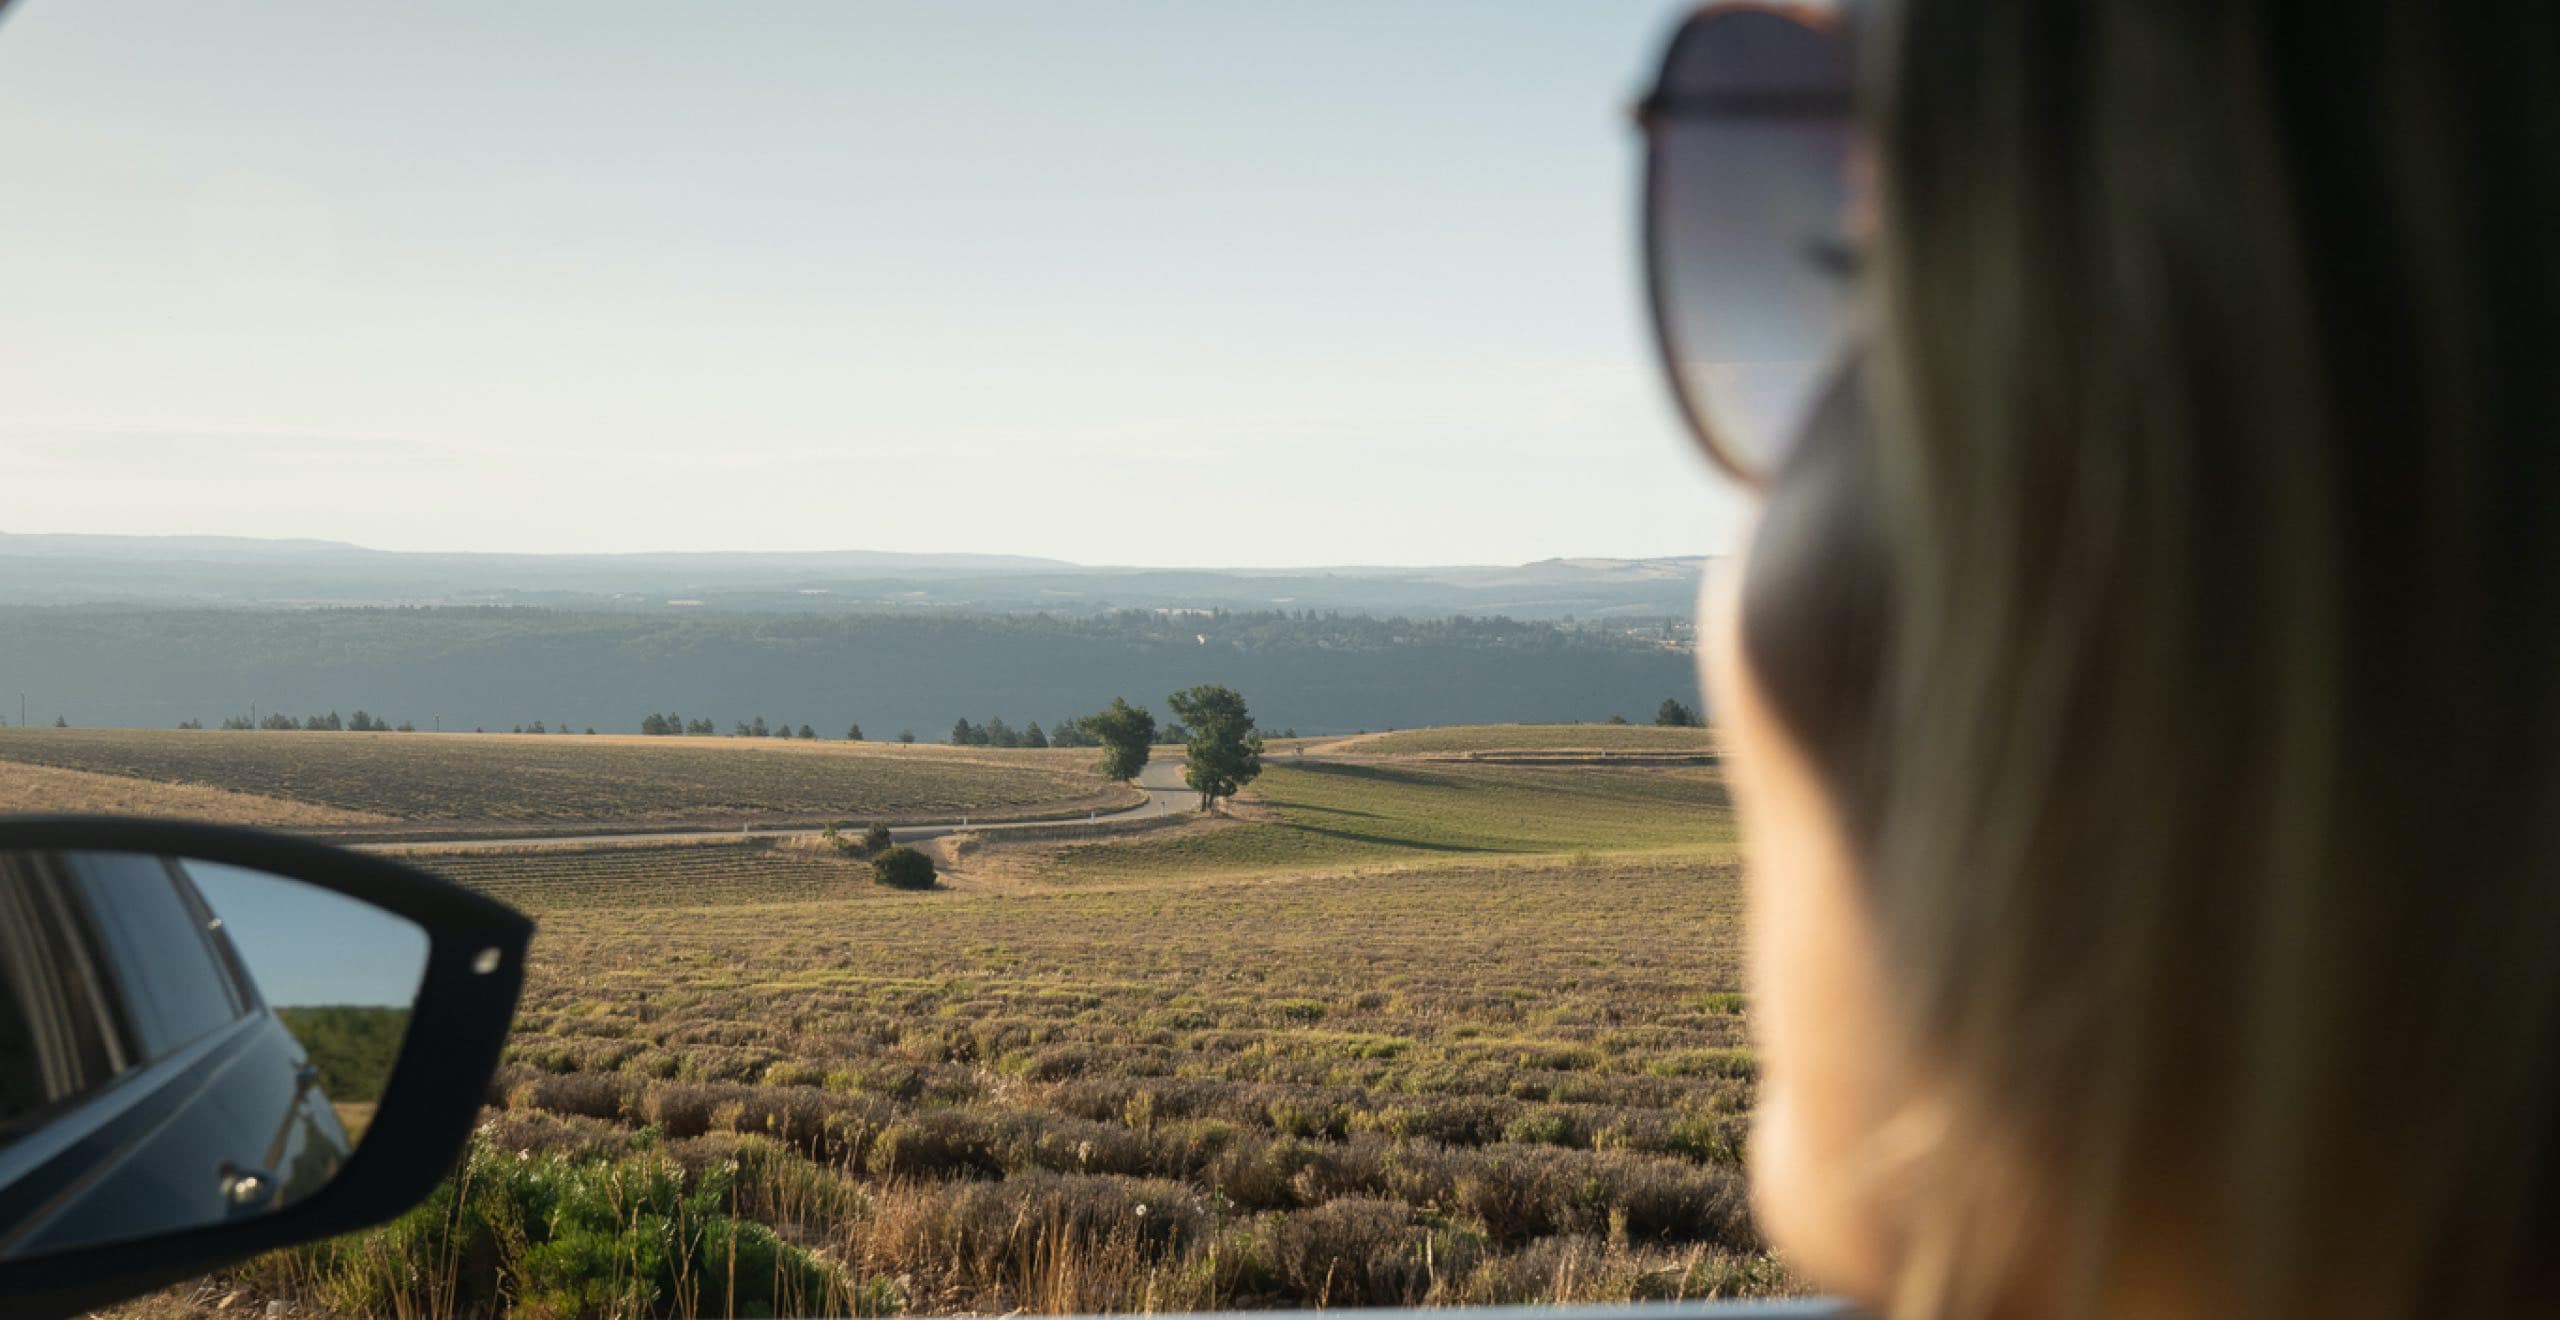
[273,1005,412,1137]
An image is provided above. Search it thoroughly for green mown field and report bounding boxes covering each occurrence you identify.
[1327,724,1716,756]
[1039,760,1734,882]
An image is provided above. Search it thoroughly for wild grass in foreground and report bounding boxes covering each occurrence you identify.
[252,856,1771,1312]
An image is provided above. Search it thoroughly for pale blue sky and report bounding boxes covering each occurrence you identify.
[0,1,1746,566]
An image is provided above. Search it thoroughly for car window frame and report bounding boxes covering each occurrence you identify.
[61,857,251,1062]
[0,862,145,1135]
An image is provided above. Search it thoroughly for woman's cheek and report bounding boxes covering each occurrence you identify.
[1700,559,1900,1303]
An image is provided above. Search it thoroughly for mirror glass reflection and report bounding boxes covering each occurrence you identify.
[0,851,429,1259]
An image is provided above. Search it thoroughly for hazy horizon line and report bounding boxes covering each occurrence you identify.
[0,528,1717,574]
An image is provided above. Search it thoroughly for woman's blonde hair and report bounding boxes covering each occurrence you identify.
[1740,1,2560,1314]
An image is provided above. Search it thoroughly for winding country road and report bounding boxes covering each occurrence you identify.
[356,756,1194,854]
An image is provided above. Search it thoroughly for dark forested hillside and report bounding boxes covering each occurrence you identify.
[0,607,1700,736]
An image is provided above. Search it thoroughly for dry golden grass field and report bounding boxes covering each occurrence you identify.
[93,727,1774,1318]
[0,728,1132,835]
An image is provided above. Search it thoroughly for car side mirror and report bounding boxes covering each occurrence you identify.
[0,817,529,1320]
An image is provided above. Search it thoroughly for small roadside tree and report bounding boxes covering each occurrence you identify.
[1655,697,1703,728]
[870,845,937,891]
[1167,684,1263,811]
[797,724,816,739]
[1085,698,1157,782]
[846,723,864,741]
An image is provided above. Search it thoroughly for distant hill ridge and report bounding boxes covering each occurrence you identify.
[0,533,1709,620]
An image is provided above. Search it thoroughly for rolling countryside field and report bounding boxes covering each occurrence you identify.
[78,726,1773,1318]
[0,728,1135,837]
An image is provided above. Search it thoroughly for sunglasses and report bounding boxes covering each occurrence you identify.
[1637,3,1860,486]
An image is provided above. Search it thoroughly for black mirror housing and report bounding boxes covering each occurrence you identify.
[0,817,530,1320]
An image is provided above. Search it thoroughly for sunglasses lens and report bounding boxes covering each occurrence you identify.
[1647,9,1856,479]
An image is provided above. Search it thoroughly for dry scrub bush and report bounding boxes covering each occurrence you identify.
[1249,1197,1454,1308]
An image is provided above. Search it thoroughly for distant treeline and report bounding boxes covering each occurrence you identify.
[195,710,412,732]
[0,606,1704,736]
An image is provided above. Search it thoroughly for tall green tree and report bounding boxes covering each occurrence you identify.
[950,717,979,746]
[1654,697,1701,728]
[1167,684,1263,811]
[845,723,864,741]
[1085,698,1157,782]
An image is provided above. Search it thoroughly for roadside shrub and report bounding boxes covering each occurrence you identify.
[1265,1095,1349,1140]
[860,1172,1206,1311]
[1019,1044,1100,1082]
[477,1109,638,1163]
[1665,1109,1749,1167]
[994,1113,1152,1178]
[1500,1105,1581,1148]
[638,1082,742,1139]
[862,823,893,853]
[1271,998,1329,1024]
[870,1110,1003,1180]
[1644,1048,1757,1080]
[1207,1134,1299,1211]
[1451,1150,1573,1246]
[1587,1155,1754,1247]
[871,845,937,890]
[761,1059,829,1089]
[1627,1249,1791,1300]
[1141,1118,1242,1179]
[1251,1197,1435,1307]
[506,1070,636,1122]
